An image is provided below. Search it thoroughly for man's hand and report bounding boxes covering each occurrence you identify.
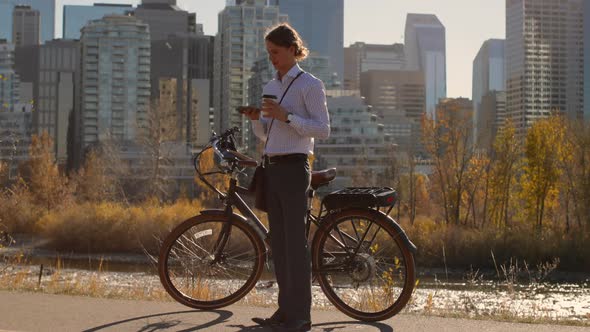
[238,106,261,120]
[261,99,289,122]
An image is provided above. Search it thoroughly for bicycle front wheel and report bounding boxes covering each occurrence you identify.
[158,213,266,309]
[312,209,416,321]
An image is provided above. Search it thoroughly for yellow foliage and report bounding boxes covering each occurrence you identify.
[28,132,73,211]
[0,179,43,233]
[520,115,567,230]
[38,200,202,253]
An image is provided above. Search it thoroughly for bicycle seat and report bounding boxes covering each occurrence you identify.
[311,168,336,190]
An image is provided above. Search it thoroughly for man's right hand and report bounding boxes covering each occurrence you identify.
[238,106,261,121]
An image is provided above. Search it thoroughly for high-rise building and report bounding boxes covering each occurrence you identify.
[0,40,19,112]
[0,0,55,43]
[77,15,150,154]
[133,0,197,41]
[0,1,13,41]
[36,40,79,163]
[360,69,425,154]
[0,107,33,180]
[404,13,446,121]
[479,91,506,151]
[63,3,134,40]
[151,35,213,148]
[0,38,31,179]
[314,95,395,191]
[382,113,414,153]
[360,70,425,125]
[13,44,38,84]
[12,5,40,47]
[274,0,344,81]
[190,79,212,148]
[343,42,405,91]
[506,0,584,138]
[472,39,505,149]
[213,0,287,149]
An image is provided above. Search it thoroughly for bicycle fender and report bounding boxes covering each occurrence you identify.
[323,208,417,254]
[199,209,267,244]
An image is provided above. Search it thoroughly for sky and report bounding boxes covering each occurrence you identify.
[55,0,505,99]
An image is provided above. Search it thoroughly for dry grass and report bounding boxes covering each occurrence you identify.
[400,215,590,272]
[0,182,44,234]
[0,257,170,302]
[37,199,202,254]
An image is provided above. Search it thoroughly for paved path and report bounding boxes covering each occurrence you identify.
[0,291,588,332]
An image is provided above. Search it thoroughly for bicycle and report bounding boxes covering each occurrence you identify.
[157,127,417,322]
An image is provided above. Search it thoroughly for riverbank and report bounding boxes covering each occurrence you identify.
[0,257,588,327]
[1,232,589,326]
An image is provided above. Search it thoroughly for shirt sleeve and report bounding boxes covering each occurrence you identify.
[251,119,267,142]
[288,80,330,139]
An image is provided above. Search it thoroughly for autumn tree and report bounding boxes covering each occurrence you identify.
[520,115,567,231]
[73,146,122,203]
[421,105,475,225]
[28,132,71,212]
[137,97,180,201]
[462,153,490,227]
[556,119,590,233]
[486,120,520,229]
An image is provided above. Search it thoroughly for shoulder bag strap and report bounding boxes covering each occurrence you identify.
[264,71,305,151]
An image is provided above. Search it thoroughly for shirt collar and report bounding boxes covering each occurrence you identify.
[275,63,303,81]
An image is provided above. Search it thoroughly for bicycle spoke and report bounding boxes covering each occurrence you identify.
[318,215,412,316]
[164,220,261,303]
[366,225,382,252]
[351,218,360,241]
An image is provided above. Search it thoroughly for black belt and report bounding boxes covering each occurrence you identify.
[263,153,308,166]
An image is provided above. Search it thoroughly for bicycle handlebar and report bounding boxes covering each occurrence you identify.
[192,127,257,198]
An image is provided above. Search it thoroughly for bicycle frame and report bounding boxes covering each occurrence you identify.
[194,134,324,249]
[194,130,407,274]
[204,175,324,250]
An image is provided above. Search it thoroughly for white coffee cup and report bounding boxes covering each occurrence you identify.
[261,94,277,117]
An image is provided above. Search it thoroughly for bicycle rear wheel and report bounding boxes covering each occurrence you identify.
[312,209,416,321]
[158,213,266,309]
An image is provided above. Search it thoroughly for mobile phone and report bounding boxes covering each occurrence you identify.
[262,94,277,100]
[236,106,259,114]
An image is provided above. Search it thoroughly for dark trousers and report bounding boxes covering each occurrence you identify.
[264,157,311,322]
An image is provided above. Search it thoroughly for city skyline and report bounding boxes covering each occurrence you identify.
[52,0,505,99]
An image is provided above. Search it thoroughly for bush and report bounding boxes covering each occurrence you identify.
[38,199,202,254]
[400,216,590,272]
[0,181,44,233]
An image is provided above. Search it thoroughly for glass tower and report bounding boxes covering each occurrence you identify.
[404,13,446,121]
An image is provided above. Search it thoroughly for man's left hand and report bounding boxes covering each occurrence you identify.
[261,99,289,122]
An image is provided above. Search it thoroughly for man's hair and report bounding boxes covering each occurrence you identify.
[265,23,309,61]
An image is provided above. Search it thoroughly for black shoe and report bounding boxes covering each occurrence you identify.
[252,310,284,326]
[273,320,312,332]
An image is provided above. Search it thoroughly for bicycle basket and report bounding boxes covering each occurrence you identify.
[322,187,398,211]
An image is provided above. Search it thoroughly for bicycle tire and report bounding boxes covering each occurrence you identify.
[311,208,416,321]
[158,213,266,309]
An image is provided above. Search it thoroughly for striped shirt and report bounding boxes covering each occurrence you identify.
[251,63,330,156]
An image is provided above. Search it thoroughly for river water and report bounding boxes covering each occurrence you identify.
[1,252,588,324]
